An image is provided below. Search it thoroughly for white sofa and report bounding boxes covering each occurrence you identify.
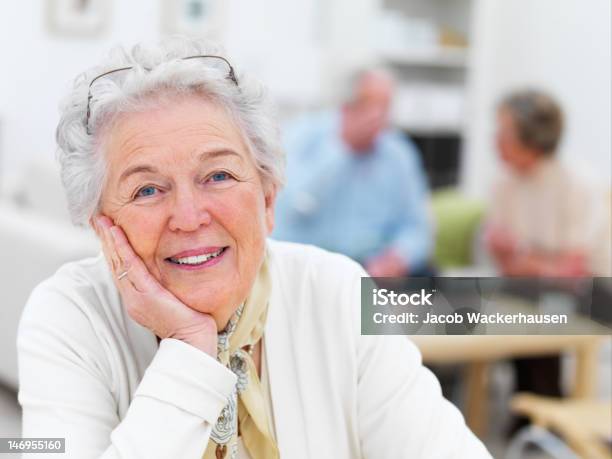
[0,163,99,389]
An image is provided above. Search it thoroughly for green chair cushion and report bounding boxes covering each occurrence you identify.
[431,188,485,268]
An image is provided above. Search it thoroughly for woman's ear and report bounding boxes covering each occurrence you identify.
[264,185,277,234]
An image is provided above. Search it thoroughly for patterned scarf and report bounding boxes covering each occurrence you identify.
[202,253,279,459]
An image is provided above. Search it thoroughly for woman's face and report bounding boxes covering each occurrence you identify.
[99,95,276,329]
[495,108,539,174]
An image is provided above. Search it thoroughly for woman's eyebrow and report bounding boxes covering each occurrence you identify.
[198,149,243,163]
[118,150,243,184]
[118,165,158,184]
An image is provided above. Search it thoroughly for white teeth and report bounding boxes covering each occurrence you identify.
[171,248,224,265]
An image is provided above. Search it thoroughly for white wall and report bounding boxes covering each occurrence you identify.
[463,0,611,198]
[225,0,322,107]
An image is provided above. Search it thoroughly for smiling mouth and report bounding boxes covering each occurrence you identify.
[165,247,228,266]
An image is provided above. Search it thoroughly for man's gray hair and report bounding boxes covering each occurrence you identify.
[338,67,396,104]
[56,36,285,226]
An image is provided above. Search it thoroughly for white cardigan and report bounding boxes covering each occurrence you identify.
[18,240,491,458]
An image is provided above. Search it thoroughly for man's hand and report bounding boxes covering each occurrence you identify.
[93,215,218,357]
[365,249,409,277]
[341,105,387,153]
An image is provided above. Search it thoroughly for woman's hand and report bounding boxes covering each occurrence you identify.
[485,224,517,260]
[93,215,218,357]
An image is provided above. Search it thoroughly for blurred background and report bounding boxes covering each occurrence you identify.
[0,0,610,457]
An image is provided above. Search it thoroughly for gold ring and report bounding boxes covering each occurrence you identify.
[117,270,129,280]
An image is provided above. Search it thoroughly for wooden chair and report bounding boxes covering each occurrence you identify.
[507,393,612,459]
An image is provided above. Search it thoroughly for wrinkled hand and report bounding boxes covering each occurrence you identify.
[365,249,409,277]
[485,224,517,260]
[93,215,217,357]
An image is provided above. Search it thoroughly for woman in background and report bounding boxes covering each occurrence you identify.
[486,89,611,435]
[487,89,610,278]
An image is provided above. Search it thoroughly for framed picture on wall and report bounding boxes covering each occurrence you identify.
[46,0,110,37]
[161,0,227,41]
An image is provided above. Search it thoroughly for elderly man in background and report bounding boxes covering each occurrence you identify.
[273,70,433,277]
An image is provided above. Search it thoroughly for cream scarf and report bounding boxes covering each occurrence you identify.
[202,254,279,459]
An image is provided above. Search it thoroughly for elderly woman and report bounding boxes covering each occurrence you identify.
[486,89,611,436]
[487,90,610,277]
[17,38,490,459]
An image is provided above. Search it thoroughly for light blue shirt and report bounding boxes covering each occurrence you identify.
[273,112,433,270]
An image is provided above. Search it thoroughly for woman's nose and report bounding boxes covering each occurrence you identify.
[168,186,212,232]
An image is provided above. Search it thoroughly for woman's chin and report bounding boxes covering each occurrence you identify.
[170,287,233,317]
[175,291,221,313]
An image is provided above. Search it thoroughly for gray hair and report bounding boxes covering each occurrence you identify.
[56,36,285,226]
[338,67,396,104]
[499,89,564,156]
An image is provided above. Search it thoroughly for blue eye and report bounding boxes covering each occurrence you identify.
[135,186,158,198]
[210,172,230,182]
